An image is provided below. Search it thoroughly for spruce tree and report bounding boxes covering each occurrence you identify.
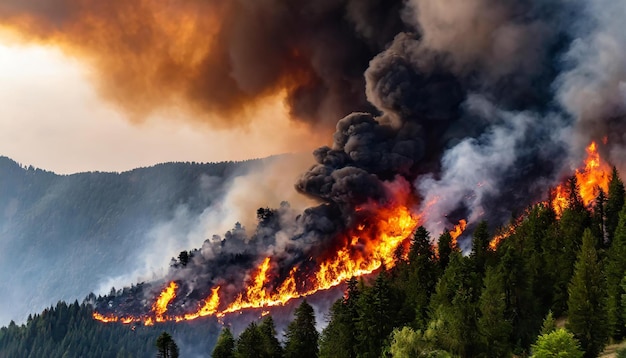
[531,329,584,358]
[540,311,556,336]
[606,167,625,244]
[407,226,439,327]
[477,267,512,357]
[258,316,283,358]
[470,221,490,274]
[212,328,235,358]
[155,332,179,358]
[284,300,319,358]
[606,205,626,340]
[567,229,608,357]
[437,231,455,272]
[234,322,264,358]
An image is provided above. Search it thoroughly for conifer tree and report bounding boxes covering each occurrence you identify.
[284,300,319,358]
[155,332,179,358]
[540,311,556,336]
[477,267,512,357]
[406,226,439,327]
[234,322,264,358]
[531,329,584,358]
[606,205,626,340]
[470,221,490,274]
[212,328,235,358]
[437,231,455,272]
[258,316,283,358]
[319,278,359,358]
[606,167,625,244]
[567,229,608,357]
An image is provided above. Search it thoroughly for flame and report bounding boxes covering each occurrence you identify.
[449,219,467,247]
[153,282,178,322]
[552,141,611,216]
[183,286,221,321]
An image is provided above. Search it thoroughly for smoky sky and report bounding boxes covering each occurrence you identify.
[0,0,407,128]
[14,0,626,317]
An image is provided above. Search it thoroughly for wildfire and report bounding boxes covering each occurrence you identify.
[552,141,611,216]
[449,219,467,247]
[94,203,420,324]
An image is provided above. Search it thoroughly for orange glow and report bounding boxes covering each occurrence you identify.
[552,142,611,216]
[153,281,178,322]
[449,219,467,247]
[95,190,421,324]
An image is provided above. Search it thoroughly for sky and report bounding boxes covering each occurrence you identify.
[0,39,323,174]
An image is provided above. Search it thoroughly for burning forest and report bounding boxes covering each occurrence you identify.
[3,0,625,328]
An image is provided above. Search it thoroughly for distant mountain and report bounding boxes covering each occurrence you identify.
[0,156,265,325]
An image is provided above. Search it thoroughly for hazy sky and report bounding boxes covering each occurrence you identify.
[0,40,324,174]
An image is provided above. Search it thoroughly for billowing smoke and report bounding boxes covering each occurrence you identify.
[54,0,626,318]
[0,0,405,128]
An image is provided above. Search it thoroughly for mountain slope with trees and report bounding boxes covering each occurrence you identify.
[0,155,264,325]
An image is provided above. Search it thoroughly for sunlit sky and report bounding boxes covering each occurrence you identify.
[0,41,321,174]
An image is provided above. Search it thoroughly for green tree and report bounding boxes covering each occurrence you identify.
[470,221,491,274]
[567,229,608,357]
[428,252,481,357]
[387,326,451,358]
[155,332,179,358]
[319,278,360,358]
[540,311,556,336]
[531,329,583,358]
[284,300,319,358]
[606,206,626,340]
[477,267,511,357]
[606,167,625,244]
[437,231,455,272]
[212,327,235,358]
[406,227,439,327]
[258,316,283,358]
[235,322,264,358]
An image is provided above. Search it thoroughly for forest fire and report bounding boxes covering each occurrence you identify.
[552,142,611,216]
[449,219,467,247]
[94,202,420,325]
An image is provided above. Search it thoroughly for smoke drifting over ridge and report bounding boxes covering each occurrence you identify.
[12,0,625,320]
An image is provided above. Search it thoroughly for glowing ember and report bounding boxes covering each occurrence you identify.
[552,141,611,216]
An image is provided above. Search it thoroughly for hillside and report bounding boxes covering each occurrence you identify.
[0,156,265,325]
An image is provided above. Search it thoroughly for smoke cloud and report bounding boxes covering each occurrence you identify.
[32,0,623,320]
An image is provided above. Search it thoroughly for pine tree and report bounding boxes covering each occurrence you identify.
[212,328,235,358]
[540,311,556,336]
[258,316,283,358]
[284,300,319,358]
[606,167,625,244]
[606,205,626,340]
[319,278,360,358]
[406,226,439,327]
[567,229,608,357]
[531,329,584,358]
[477,267,512,357]
[235,322,264,358]
[470,221,490,274]
[155,332,179,358]
[437,231,455,272]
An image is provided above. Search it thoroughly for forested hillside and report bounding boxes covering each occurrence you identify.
[0,299,220,357]
[3,169,626,357]
[0,156,262,325]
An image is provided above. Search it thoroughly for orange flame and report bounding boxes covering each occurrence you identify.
[552,141,611,216]
[449,219,467,248]
[153,282,178,322]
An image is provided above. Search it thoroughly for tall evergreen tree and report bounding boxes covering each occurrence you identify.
[531,329,584,358]
[428,252,481,358]
[470,221,491,274]
[606,167,625,244]
[437,231,455,272]
[406,226,439,327]
[258,316,283,358]
[477,267,512,357]
[212,328,235,358]
[567,229,608,357]
[284,300,319,358]
[155,332,179,358]
[606,205,626,340]
[319,279,360,358]
[234,322,264,358]
[355,271,398,358]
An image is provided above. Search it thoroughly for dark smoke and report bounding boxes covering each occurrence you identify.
[90,0,626,317]
[0,0,406,128]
